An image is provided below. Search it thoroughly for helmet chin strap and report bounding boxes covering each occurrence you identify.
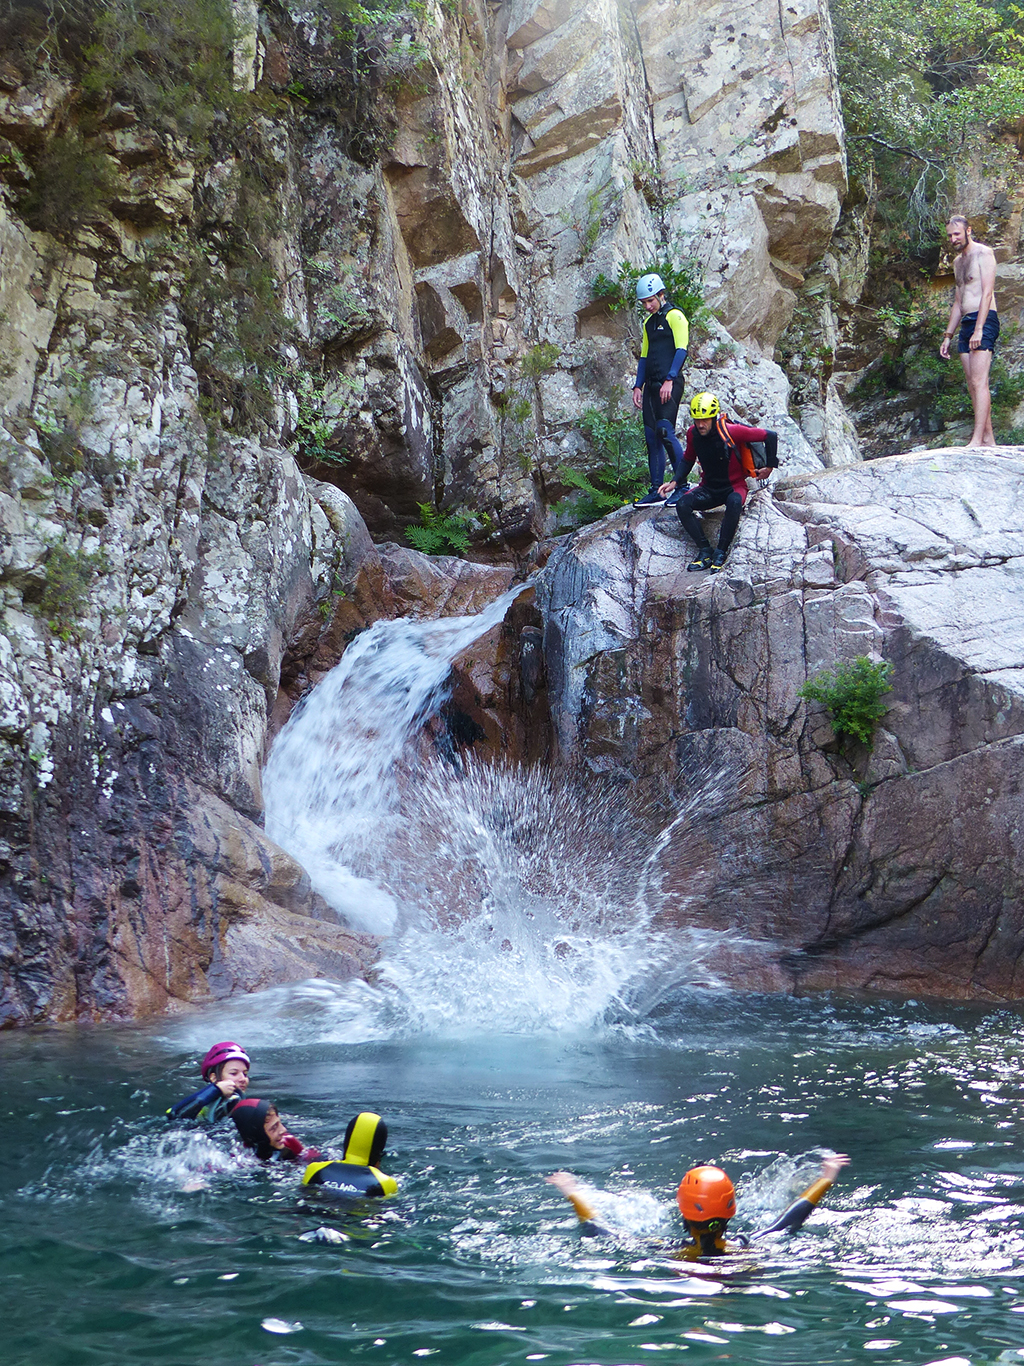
[687,1218,729,1256]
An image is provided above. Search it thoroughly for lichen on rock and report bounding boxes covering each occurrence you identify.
[0,0,956,1025]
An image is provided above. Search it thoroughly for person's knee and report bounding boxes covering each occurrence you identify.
[725,492,743,511]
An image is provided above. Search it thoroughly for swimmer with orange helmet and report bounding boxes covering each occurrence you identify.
[547,1153,849,1259]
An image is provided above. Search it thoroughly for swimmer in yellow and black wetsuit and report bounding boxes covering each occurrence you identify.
[547,1153,849,1259]
[302,1112,398,1202]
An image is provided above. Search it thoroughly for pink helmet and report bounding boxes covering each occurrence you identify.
[201,1041,250,1081]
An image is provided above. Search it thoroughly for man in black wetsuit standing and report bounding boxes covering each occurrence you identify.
[631,273,689,506]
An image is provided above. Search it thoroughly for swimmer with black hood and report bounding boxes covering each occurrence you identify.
[302,1111,398,1201]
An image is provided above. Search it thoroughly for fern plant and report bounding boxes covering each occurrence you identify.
[553,406,649,527]
[406,503,474,555]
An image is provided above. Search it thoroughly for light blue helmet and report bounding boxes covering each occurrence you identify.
[636,272,665,301]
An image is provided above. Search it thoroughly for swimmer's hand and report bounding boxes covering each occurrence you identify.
[546,1171,580,1197]
[215,1077,242,1097]
[546,1170,598,1225]
[821,1153,850,1182]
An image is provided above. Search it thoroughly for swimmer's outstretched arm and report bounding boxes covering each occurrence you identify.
[751,1153,850,1240]
[546,1171,598,1224]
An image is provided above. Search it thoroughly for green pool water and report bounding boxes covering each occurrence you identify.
[3,991,1024,1366]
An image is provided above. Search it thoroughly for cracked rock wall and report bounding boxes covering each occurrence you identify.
[535,448,1024,999]
[0,0,860,1023]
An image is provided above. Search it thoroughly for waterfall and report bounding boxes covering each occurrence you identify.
[264,583,532,937]
[261,585,752,1038]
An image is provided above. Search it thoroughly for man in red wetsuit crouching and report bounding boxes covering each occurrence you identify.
[658,391,777,573]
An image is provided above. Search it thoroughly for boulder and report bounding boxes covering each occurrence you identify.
[535,447,1024,999]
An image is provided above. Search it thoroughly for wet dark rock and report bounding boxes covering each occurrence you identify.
[535,448,1024,1000]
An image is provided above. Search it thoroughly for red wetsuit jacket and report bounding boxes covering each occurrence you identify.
[678,423,769,500]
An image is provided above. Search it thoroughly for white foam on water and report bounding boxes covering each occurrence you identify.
[254,585,763,1041]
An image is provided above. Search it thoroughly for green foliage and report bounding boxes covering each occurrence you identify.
[494,379,537,476]
[308,261,373,341]
[991,349,1024,421]
[316,578,348,617]
[19,133,116,238]
[0,0,248,140]
[858,292,1024,435]
[406,503,474,556]
[870,291,949,387]
[320,0,429,38]
[37,541,111,641]
[832,0,1024,251]
[33,364,126,484]
[314,0,434,97]
[321,284,372,335]
[0,0,431,451]
[520,342,560,379]
[592,258,706,325]
[553,406,648,527]
[181,224,296,429]
[83,0,243,137]
[799,656,894,750]
[293,372,349,466]
[629,159,674,210]
[562,186,608,260]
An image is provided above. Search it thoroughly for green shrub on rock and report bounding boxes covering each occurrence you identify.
[37,542,111,642]
[592,258,706,324]
[20,134,116,239]
[799,655,894,750]
[552,406,648,528]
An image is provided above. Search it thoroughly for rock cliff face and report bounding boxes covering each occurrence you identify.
[0,0,870,1024]
[537,448,1024,999]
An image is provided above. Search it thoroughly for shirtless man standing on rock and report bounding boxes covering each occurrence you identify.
[939,215,999,447]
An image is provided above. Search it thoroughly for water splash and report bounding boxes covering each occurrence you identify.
[360,755,707,1034]
[19,1127,242,1212]
[264,583,531,935]
[260,585,762,1039]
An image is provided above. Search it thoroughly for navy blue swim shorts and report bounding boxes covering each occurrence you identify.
[958,309,1000,354]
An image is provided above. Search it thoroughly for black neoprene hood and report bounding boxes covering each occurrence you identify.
[231,1097,274,1159]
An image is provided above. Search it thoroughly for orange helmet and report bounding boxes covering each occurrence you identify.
[676,1166,736,1221]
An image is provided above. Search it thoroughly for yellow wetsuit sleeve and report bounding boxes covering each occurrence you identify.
[667,309,689,351]
[640,317,650,359]
[370,1166,399,1197]
[800,1177,833,1207]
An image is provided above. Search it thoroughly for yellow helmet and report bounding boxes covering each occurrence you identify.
[690,392,720,420]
